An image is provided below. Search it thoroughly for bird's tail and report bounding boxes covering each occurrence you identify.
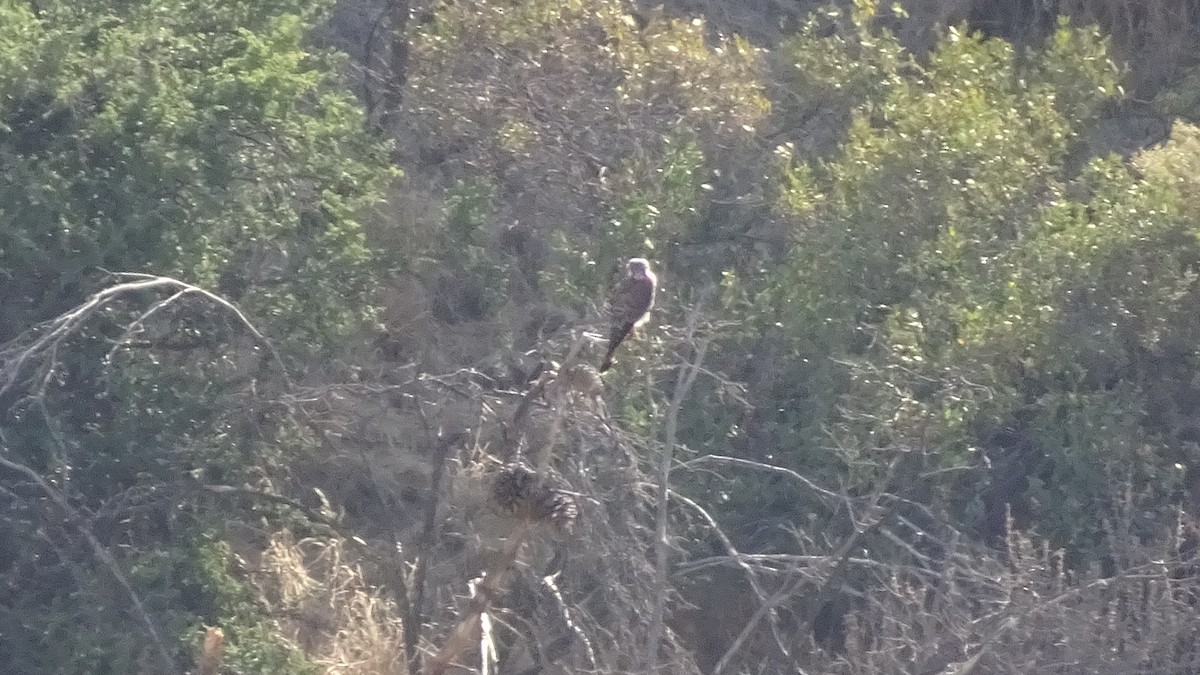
[599,323,634,373]
[599,348,617,373]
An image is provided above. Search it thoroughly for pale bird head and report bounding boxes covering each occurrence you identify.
[626,257,651,278]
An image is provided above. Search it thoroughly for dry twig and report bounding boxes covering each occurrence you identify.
[645,294,711,671]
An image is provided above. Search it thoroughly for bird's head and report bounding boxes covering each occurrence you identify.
[626,257,652,278]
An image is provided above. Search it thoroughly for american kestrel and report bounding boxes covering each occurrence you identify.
[599,257,657,372]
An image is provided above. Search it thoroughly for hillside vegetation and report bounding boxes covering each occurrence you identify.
[5,0,1200,673]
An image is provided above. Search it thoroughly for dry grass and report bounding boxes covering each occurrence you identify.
[822,519,1200,674]
[248,532,408,675]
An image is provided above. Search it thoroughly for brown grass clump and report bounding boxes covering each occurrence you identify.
[248,532,408,675]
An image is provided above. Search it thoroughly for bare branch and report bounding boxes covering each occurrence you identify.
[0,274,292,404]
[670,489,796,665]
[711,458,900,675]
[0,453,180,673]
[425,524,533,675]
[110,272,293,387]
[645,293,711,671]
[408,417,465,673]
[675,453,841,502]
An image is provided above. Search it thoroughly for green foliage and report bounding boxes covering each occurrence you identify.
[772,2,907,147]
[407,0,766,329]
[410,0,767,142]
[0,0,394,350]
[8,0,1200,669]
[754,8,1199,560]
[777,20,1118,336]
[173,539,320,674]
[547,133,705,310]
[0,0,393,671]
[0,532,319,674]
[435,178,510,321]
[0,0,392,485]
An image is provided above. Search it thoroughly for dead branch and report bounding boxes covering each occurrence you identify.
[408,413,466,673]
[425,523,533,675]
[711,458,900,675]
[676,454,841,502]
[676,552,944,581]
[0,274,306,673]
[110,272,293,387]
[423,331,589,673]
[531,330,589,472]
[0,274,292,404]
[0,452,180,673]
[645,294,711,672]
[669,489,796,665]
[542,570,599,670]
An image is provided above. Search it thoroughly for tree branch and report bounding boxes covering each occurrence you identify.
[645,294,710,671]
[0,452,180,673]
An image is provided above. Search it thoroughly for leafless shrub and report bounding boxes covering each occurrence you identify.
[675,471,1200,675]
[409,326,708,675]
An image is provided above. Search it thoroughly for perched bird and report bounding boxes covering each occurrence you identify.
[599,257,657,373]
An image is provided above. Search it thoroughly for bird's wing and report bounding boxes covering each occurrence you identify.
[609,275,655,337]
[600,275,656,372]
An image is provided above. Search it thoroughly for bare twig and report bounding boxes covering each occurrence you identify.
[670,489,796,664]
[710,458,900,675]
[0,453,180,673]
[676,552,955,591]
[425,523,533,675]
[542,571,598,670]
[110,272,293,387]
[0,274,292,404]
[424,330,589,673]
[675,453,841,502]
[645,294,711,671]
[408,413,465,672]
[532,330,589,472]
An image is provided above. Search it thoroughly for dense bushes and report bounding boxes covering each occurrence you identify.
[6,0,1200,671]
[0,0,392,671]
[755,8,1200,561]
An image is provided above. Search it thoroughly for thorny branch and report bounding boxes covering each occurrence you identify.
[423,332,589,673]
[424,524,534,675]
